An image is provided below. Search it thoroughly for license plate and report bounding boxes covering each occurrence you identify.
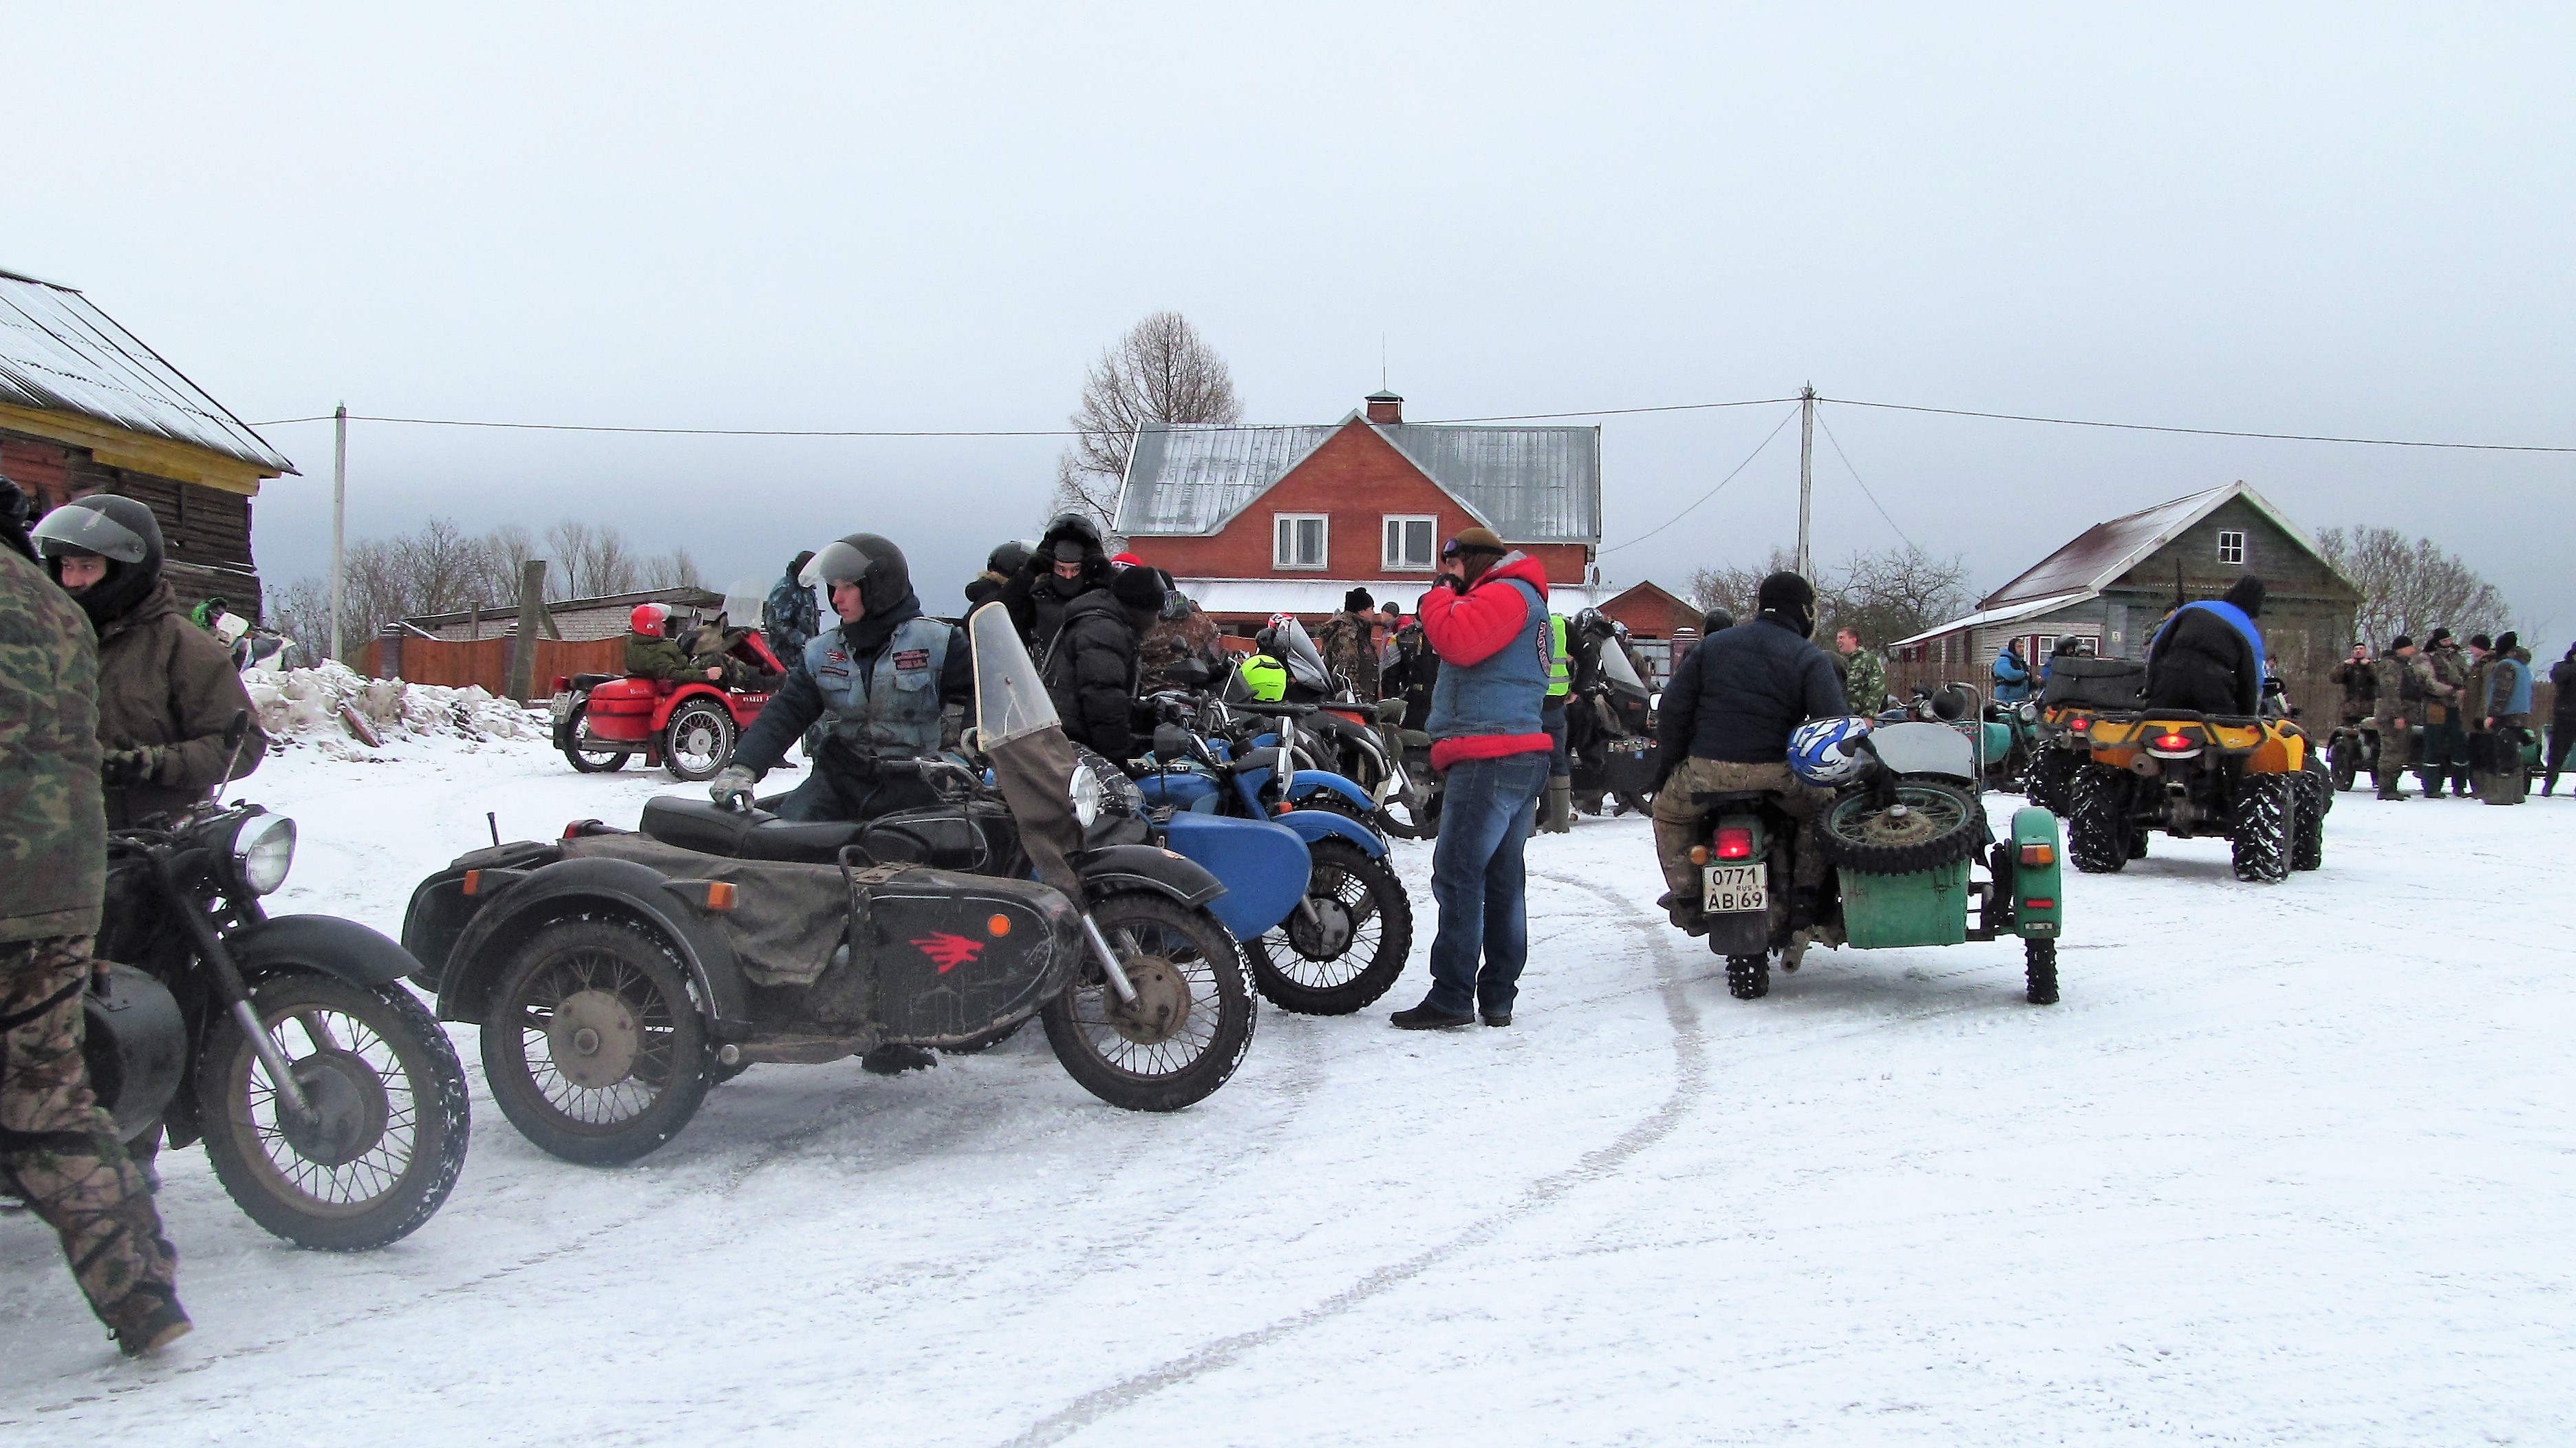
[1702,863,1766,914]
[549,692,575,722]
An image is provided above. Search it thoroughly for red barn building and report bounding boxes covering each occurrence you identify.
[1113,390,1612,630]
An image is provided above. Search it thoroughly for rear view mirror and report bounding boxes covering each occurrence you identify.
[1168,657,1212,688]
[1152,723,1192,760]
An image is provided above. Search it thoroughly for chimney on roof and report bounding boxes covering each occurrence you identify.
[1365,389,1404,425]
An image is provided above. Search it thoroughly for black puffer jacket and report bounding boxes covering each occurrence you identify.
[1658,614,1845,765]
[1001,513,1112,646]
[1040,587,1139,758]
[2145,577,2266,716]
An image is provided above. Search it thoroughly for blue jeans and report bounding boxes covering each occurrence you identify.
[1425,749,1552,1016]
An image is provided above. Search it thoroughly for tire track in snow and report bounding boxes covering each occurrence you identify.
[996,873,1708,1448]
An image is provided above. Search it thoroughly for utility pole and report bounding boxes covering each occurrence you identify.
[1794,383,1817,578]
[330,402,347,662]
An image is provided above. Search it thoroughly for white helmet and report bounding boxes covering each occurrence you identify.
[1788,716,1873,786]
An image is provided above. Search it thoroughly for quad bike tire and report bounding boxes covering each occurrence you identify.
[2068,765,2131,874]
[2231,772,2295,884]
[1818,780,1985,875]
[2027,744,2080,815]
[560,704,630,773]
[2024,939,2060,1006]
[1042,893,1254,1114]
[483,915,713,1164]
[1244,838,1414,1015]
[2292,769,2328,872]
[1725,954,1770,1001]
[2329,735,2363,792]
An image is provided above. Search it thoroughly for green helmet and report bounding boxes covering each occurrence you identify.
[1236,653,1287,703]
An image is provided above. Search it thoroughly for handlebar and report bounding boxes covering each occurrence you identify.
[1225,701,1317,718]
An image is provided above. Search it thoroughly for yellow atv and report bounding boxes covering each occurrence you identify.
[2065,708,2326,882]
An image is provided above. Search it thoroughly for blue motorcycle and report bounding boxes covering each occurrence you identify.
[1134,701,1415,1016]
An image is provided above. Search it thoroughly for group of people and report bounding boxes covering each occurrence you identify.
[3,487,271,1356]
[2331,627,2561,800]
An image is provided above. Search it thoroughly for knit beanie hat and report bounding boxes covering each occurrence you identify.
[2496,630,2518,654]
[2392,635,2414,650]
[1344,587,1375,613]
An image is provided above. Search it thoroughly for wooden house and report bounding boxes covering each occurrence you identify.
[1112,390,1614,631]
[1893,481,2361,678]
[0,268,295,615]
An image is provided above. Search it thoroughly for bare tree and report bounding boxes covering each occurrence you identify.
[1685,548,1798,626]
[471,522,538,608]
[1684,543,1970,646]
[2317,525,2511,648]
[394,517,484,616]
[1050,310,1243,534]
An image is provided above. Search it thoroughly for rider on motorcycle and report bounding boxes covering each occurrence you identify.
[1649,571,1845,935]
[710,534,969,822]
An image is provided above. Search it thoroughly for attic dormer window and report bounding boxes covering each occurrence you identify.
[2217,530,2246,565]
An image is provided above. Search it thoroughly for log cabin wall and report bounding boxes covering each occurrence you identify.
[3,425,262,617]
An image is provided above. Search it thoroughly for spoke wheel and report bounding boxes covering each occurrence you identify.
[198,973,469,1250]
[1042,893,1254,1113]
[561,704,630,773]
[1818,780,1984,874]
[662,699,738,782]
[1244,838,1415,1015]
[484,915,710,1164]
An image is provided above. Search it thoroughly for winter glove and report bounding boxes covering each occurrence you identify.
[100,746,165,787]
[709,765,758,811]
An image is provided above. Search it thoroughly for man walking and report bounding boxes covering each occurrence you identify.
[2,541,187,1355]
[1391,528,1554,1030]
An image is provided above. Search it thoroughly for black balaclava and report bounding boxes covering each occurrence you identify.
[0,478,35,563]
[34,493,165,625]
[1754,571,1817,639]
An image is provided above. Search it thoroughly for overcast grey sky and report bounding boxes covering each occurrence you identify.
[12,4,2570,636]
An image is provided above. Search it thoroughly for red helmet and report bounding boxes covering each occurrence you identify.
[630,602,669,637]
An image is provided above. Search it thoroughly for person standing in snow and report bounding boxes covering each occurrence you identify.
[1,535,189,1356]
[2418,627,2472,797]
[2330,643,2376,727]
[1835,626,1889,716]
[1991,640,2033,704]
[1390,528,1554,1031]
[762,550,821,662]
[1315,588,1382,701]
[2371,635,2444,800]
[2546,642,2576,797]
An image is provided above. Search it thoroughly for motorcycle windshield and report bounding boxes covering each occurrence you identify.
[1598,641,1650,699]
[970,602,1060,748]
[1271,617,1332,692]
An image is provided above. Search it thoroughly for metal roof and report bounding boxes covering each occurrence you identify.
[0,268,294,474]
[1891,590,2094,649]
[1174,575,1617,617]
[1979,481,2343,608]
[1115,414,1602,543]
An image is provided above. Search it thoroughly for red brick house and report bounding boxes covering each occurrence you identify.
[1113,390,1612,630]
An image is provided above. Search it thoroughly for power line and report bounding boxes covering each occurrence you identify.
[246,396,1802,436]
[1598,405,1801,555]
[1812,408,1921,552]
[1821,396,2576,454]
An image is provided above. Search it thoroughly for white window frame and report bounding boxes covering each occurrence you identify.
[2217,529,2246,565]
[1274,513,1329,571]
[1382,514,1438,571]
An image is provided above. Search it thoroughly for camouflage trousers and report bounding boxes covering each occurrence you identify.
[1649,757,1832,905]
[2372,715,2414,794]
[1,936,178,1332]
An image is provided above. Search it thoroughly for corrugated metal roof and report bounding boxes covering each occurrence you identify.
[1115,414,1602,543]
[0,268,294,474]
[1980,487,2237,607]
[1175,575,1617,616]
[1891,590,2094,648]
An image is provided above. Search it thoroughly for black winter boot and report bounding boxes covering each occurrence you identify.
[1390,1001,1474,1030]
[861,1044,937,1075]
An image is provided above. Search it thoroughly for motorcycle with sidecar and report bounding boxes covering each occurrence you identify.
[405,606,1256,1165]
[1673,716,2067,1006]
[549,617,785,782]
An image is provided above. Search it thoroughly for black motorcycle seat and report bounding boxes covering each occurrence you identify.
[638,796,867,863]
[570,672,616,690]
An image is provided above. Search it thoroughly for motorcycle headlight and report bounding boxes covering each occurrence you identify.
[232,813,297,895]
[1070,767,1105,830]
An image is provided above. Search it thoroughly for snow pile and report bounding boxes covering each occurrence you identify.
[240,661,541,754]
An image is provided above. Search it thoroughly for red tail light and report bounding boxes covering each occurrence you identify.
[2155,732,2191,751]
[1714,826,1754,860]
[2069,718,2090,731]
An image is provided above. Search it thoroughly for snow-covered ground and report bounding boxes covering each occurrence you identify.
[5,720,2572,1445]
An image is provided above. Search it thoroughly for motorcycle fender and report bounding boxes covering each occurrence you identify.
[230,914,425,989]
[1075,843,1226,911]
[436,856,751,1032]
[1285,769,1375,813]
[1272,807,1387,858]
[2009,807,2065,938]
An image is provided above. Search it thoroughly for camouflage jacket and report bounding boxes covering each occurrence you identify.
[1,548,105,944]
[1837,648,1888,716]
[624,630,695,681]
[1137,609,1224,694]
[2372,652,2440,726]
[1315,611,1382,699]
[2329,659,2376,718]
[95,578,266,829]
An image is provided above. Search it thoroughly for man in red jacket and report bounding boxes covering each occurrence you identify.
[1391,528,1556,1030]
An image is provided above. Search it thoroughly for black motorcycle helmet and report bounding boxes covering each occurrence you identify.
[1572,606,1613,641]
[985,538,1035,576]
[32,493,164,624]
[799,533,912,618]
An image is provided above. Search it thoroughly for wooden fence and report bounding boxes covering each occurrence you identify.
[364,636,627,697]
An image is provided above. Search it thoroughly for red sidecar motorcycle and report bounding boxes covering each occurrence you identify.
[549,625,784,782]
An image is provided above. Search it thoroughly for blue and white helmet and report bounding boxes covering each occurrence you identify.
[1788,716,1874,786]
